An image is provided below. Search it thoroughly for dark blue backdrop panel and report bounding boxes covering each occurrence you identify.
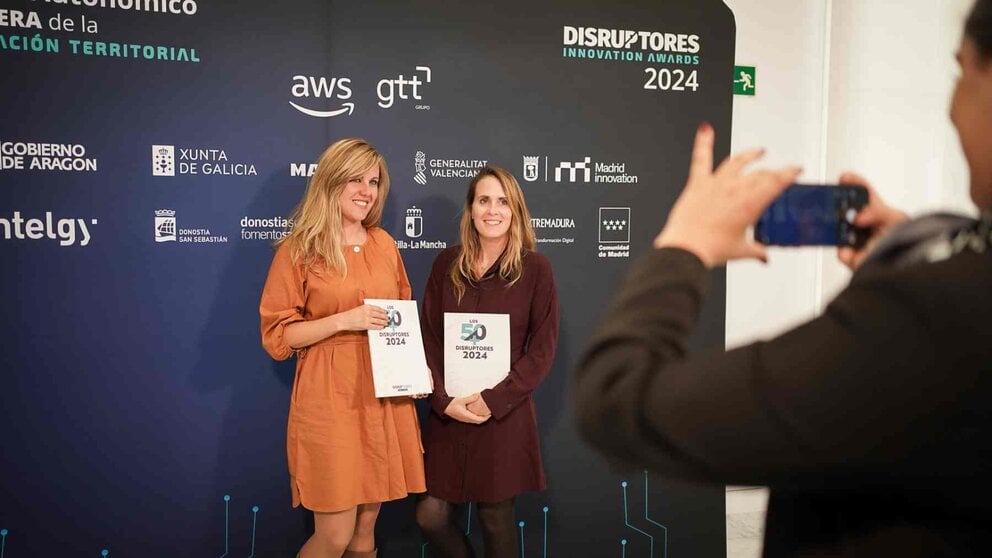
[1,0,735,555]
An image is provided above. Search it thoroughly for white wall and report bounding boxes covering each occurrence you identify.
[819,0,975,299]
[720,1,974,557]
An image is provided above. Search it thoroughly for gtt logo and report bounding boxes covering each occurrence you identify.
[460,322,487,345]
[377,66,432,109]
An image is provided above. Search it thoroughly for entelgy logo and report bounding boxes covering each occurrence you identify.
[0,211,97,247]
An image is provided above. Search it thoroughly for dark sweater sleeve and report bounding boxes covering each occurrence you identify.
[482,254,560,420]
[574,247,965,487]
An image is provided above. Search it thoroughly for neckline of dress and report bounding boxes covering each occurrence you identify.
[344,227,373,250]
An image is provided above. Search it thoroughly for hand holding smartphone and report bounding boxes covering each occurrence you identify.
[755,184,870,247]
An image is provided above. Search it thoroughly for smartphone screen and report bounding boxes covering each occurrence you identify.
[755,184,869,246]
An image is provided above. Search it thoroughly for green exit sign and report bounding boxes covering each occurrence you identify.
[733,66,756,96]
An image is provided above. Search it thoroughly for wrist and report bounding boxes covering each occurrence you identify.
[654,229,715,267]
[327,313,346,335]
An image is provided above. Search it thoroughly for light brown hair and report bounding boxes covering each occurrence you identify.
[450,166,536,303]
[278,138,390,275]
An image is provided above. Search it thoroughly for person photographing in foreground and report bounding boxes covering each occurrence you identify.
[575,1,992,555]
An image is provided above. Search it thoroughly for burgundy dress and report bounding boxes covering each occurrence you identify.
[421,247,560,503]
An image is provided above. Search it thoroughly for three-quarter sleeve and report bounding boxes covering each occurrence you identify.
[421,252,454,417]
[260,243,307,361]
[482,254,560,421]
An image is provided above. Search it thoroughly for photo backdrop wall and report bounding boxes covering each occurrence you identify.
[0,0,736,555]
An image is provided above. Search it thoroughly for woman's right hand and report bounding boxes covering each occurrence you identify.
[340,304,389,331]
[444,394,490,424]
[837,172,909,271]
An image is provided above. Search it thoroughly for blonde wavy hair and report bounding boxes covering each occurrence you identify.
[450,166,536,303]
[278,138,390,275]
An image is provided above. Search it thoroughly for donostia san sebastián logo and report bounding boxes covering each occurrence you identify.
[1,141,97,172]
[154,209,227,244]
[151,145,257,177]
[1,211,97,247]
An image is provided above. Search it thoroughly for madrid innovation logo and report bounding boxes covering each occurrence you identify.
[524,154,639,184]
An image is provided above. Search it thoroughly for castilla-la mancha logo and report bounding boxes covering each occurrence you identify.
[405,206,423,238]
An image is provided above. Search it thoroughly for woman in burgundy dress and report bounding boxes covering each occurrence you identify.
[415,166,560,557]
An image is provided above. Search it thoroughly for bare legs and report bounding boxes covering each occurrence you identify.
[299,502,381,558]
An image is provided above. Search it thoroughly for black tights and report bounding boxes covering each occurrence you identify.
[416,495,518,558]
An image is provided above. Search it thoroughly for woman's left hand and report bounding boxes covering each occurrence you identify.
[466,396,491,417]
[654,124,802,267]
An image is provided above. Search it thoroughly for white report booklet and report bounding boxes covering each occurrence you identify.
[443,312,510,398]
[365,299,433,398]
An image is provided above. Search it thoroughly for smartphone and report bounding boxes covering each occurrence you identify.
[754,184,869,247]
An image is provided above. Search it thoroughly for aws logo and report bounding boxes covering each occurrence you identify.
[289,75,354,118]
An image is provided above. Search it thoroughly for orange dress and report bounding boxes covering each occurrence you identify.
[259,227,426,512]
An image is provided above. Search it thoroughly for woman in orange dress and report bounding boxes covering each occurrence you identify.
[260,138,426,558]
